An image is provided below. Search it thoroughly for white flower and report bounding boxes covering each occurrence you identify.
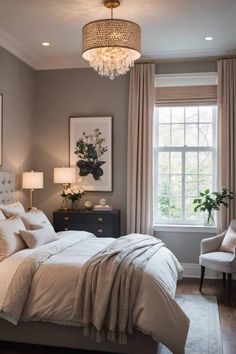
[64,188,71,195]
[71,185,84,194]
[72,186,79,194]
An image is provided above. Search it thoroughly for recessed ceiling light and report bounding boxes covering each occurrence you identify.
[42,42,50,47]
[205,36,214,41]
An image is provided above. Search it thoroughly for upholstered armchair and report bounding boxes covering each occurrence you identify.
[199,220,236,299]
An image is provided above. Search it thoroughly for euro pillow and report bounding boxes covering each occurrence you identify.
[0,201,25,217]
[19,228,59,248]
[219,225,236,253]
[20,210,55,232]
[0,216,26,261]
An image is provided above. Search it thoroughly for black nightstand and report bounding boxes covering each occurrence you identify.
[53,209,120,238]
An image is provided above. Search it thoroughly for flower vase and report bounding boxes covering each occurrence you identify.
[71,199,80,210]
[203,210,215,226]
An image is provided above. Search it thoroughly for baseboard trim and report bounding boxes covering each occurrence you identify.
[181,263,236,279]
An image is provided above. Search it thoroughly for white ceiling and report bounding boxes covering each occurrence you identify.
[0,0,235,70]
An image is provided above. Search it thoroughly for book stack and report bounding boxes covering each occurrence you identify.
[93,204,112,211]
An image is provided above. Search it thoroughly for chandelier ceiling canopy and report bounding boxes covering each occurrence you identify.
[82,0,141,80]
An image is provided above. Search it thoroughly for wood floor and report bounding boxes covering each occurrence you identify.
[0,278,235,354]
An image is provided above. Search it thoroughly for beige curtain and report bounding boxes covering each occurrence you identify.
[127,63,155,235]
[218,58,236,232]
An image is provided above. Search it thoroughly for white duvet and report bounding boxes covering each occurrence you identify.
[0,231,189,353]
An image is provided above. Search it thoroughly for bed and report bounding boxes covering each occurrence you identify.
[0,172,189,354]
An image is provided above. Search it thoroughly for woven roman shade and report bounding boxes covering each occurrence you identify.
[155,85,217,105]
[155,73,217,105]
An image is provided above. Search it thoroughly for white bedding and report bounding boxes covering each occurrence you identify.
[0,231,189,353]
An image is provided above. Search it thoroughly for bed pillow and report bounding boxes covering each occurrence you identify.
[0,216,26,261]
[0,210,6,221]
[19,228,59,248]
[20,210,55,232]
[219,225,236,253]
[0,201,25,217]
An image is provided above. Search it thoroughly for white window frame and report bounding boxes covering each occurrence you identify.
[154,105,217,225]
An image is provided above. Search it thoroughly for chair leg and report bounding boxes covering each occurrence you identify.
[227,273,232,301]
[223,272,226,286]
[199,266,205,292]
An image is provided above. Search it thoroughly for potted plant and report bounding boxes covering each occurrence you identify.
[193,187,234,225]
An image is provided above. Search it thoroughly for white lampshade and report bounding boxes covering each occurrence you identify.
[22,171,44,189]
[54,167,76,184]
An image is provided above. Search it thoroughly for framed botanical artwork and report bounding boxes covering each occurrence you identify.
[69,116,112,191]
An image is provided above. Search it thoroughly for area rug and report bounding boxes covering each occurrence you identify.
[159,295,222,354]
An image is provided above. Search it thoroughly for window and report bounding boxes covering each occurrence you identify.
[154,105,217,225]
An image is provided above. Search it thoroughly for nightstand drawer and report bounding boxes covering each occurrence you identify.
[53,210,120,237]
[83,224,114,237]
[53,212,83,232]
[54,212,83,223]
[84,213,113,224]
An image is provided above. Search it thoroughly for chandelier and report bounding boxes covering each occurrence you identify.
[82,0,141,80]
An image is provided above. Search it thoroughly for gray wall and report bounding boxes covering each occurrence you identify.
[33,68,129,234]
[155,59,217,74]
[154,230,215,264]
[0,46,34,205]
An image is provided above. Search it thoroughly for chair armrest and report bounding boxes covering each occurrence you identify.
[227,247,236,272]
[201,232,226,254]
[231,245,236,263]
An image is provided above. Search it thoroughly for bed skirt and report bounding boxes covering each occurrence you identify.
[0,319,159,354]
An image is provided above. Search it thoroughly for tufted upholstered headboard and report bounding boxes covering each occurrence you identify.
[0,172,15,204]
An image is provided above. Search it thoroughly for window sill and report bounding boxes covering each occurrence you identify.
[154,224,217,234]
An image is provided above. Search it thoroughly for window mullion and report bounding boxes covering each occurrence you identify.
[212,106,217,191]
[168,152,171,219]
[182,150,185,221]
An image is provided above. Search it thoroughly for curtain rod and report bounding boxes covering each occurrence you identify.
[137,54,236,65]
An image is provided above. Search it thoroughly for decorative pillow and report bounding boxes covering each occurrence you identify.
[0,210,6,221]
[19,228,59,248]
[219,225,236,253]
[20,210,54,232]
[0,216,26,261]
[0,201,25,217]
[30,223,45,230]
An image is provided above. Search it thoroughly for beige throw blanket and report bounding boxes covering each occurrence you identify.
[73,234,165,344]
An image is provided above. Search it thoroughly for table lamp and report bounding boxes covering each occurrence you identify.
[54,167,76,210]
[22,170,44,210]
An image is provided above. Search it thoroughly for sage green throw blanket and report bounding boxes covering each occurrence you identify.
[74,234,165,344]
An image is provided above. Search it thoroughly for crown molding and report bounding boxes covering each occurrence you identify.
[0,28,39,69]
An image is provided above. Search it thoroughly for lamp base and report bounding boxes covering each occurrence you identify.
[59,197,69,211]
[27,189,34,211]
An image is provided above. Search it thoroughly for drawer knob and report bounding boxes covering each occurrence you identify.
[98,217,103,222]
[64,228,68,231]
[98,229,103,233]
[64,217,69,220]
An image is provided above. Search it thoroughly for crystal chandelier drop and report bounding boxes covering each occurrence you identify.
[82,0,141,80]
